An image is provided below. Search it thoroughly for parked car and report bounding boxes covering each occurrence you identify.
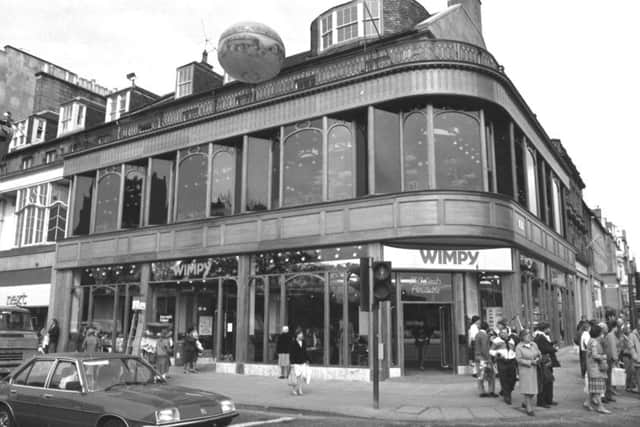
[0,353,238,427]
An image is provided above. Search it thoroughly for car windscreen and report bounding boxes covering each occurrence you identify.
[0,310,32,331]
[83,358,156,392]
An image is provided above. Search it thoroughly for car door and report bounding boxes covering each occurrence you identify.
[7,358,55,427]
[44,360,99,427]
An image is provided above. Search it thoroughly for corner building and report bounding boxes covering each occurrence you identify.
[53,0,581,379]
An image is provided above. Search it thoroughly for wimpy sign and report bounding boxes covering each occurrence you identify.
[383,247,513,271]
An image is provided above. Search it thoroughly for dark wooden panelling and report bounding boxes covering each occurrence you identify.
[206,227,221,247]
[174,228,203,249]
[494,203,513,230]
[282,214,321,239]
[444,200,490,226]
[398,200,438,227]
[225,222,258,244]
[349,205,393,231]
[130,234,157,254]
[159,232,173,252]
[325,211,345,234]
[260,219,279,241]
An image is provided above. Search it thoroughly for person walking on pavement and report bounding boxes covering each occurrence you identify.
[490,327,518,404]
[603,319,619,402]
[414,325,430,371]
[289,328,311,396]
[533,322,558,408]
[183,327,197,374]
[277,326,292,379]
[468,315,481,377]
[475,321,496,397]
[620,323,636,392]
[629,318,640,393]
[47,319,60,354]
[82,328,101,353]
[585,323,611,414]
[156,329,172,380]
[516,329,541,416]
[579,321,591,378]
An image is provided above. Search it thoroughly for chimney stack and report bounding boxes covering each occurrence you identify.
[448,0,482,34]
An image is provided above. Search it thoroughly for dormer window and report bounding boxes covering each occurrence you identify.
[105,91,130,123]
[319,0,383,52]
[176,65,194,98]
[58,102,87,136]
[31,118,46,143]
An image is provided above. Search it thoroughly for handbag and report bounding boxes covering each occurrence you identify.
[611,367,626,386]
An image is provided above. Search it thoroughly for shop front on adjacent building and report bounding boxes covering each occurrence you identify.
[0,267,52,332]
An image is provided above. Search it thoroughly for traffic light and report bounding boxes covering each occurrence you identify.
[372,261,392,302]
[349,257,370,312]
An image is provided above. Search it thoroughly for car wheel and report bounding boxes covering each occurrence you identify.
[100,417,126,427]
[0,407,14,427]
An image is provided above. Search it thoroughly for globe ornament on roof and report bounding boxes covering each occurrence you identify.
[217,22,285,84]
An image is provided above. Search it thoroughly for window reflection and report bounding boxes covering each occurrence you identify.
[403,112,429,191]
[327,121,354,200]
[374,108,401,194]
[122,165,145,229]
[283,121,323,206]
[434,111,482,191]
[94,167,121,233]
[72,174,94,235]
[176,145,208,221]
[246,137,271,211]
[148,157,174,225]
[211,149,235,217]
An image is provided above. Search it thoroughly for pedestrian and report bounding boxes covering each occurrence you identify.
[82,328,100,353]
[619,323,636,392]
[183,327,197,374]
[475,321,496,397]
[156,329,172,380]
[629,319,640,393]
[585,323,611,414]
[468,315,481,377]
[579,321,591,378]
[533,322,558,408]
[516,329,541,416]
[289,328,311,396]
[490,327,517,404]
[603,319,619,402]
[277,325,292,379]
[47,319,60,354]
[414,325,430,371]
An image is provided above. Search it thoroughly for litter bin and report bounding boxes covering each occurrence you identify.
[174,340,184,367]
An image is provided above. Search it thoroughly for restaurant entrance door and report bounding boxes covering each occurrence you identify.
[402,303,453,371]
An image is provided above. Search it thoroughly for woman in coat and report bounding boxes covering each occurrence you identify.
[585,323,610,414]
[182,328,197,374]
[515,329,541,416]
[289,328,311,396]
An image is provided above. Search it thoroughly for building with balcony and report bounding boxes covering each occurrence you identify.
[51,0,586,379]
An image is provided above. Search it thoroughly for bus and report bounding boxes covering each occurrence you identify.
[0,306,38,377]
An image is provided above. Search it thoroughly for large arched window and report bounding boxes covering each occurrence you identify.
[403,111,429,191]
[121,165,145,228]
[94,166,121,233]
[327,121,354,200]
[176,145,208,221]
[210,148,235,217]
[283,121,323,206]
[525,147,538,215]
[433,111,483,191]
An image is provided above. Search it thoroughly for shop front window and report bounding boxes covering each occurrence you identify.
[403,111,429,191]
[286,274,324,365]
[282,121,323,206]
[478,273,503,330]
[148,156,174,225]
[72,173,95,236]
[373,108,401,194]
[327,121,354,200]
[249,278,266,362]
[434,111,482,191]
[210,148,235,217]
[94,167,121,233]
[176,145,208,221]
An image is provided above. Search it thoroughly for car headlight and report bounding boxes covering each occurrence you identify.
[155,407,180,424]
[220,399,236,413]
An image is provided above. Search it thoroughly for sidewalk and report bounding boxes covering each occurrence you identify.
[168,347,640,423]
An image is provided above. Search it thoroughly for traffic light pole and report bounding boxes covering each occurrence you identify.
[372,299,379,409]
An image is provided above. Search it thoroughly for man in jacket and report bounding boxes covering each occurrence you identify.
[603,320,619,402]
[533,322,557,408]
[475,321,496,397]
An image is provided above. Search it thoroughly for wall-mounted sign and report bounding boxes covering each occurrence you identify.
[384,247,512,272]
[0,284,50,307]
[199,316,213,336]
[131,298,146,311]
[151,256,238,282]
